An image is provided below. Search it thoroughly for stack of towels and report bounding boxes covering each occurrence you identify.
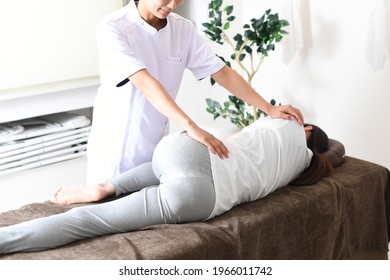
[0,113,91,176]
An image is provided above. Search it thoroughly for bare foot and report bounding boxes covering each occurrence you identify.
[50,183,114,205]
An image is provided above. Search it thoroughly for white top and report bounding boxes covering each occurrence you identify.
[208,118,313,219]
[86,0,225,183]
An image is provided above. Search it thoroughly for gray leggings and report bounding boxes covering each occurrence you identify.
[0,134,215,254]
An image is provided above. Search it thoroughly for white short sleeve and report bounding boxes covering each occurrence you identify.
[185,27,225,80]
[96,18,146,86]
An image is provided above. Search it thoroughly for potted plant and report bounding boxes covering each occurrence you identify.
[202,0,289,129]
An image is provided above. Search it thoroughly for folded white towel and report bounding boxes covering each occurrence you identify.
[0,124,24,139]
[0,113,91,144]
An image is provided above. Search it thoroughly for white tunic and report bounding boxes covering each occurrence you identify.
[208,118,313,219]
[87,0,225,183]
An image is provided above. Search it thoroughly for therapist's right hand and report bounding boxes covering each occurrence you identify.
[186,125,229,159]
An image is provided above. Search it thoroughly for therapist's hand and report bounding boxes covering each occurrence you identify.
[186,125,229,159]
[268,104,304,125]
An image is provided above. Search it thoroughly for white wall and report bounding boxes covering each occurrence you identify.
[0,0,121,92]
[174,0,390,169]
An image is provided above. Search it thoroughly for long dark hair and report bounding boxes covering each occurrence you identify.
[290,124,333,186]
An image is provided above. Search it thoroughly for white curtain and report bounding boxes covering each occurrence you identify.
[365,0,390,71]
[281,0,312,64]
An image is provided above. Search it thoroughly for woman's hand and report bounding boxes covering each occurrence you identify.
[268,104,304,125]
[186,125,229,159]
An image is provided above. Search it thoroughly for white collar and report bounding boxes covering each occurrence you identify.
[127,0,167,35]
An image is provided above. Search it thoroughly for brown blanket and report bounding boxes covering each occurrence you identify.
[0,156,389,260]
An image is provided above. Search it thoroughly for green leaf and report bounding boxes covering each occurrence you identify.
[224,5,234,15]
[275,34,283,42]
[206,107,214,114]
[235,41,243,51]
[224,101,233,108]
[228,109,238,115]
[244,46,252,54]
[280,19,289,26]
[205,98,214,107]
[203,30,213,38]
[233,33,242,41]
[258,15,265,25]
[227,15,236,22]
[266,43,275,51]
[223,22,230,30]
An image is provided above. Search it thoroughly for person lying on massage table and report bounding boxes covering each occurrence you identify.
[0,117,333,254]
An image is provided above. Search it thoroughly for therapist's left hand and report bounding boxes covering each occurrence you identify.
[268,104,304,125]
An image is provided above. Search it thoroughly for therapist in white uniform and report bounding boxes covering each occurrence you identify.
[87,0,304,184]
